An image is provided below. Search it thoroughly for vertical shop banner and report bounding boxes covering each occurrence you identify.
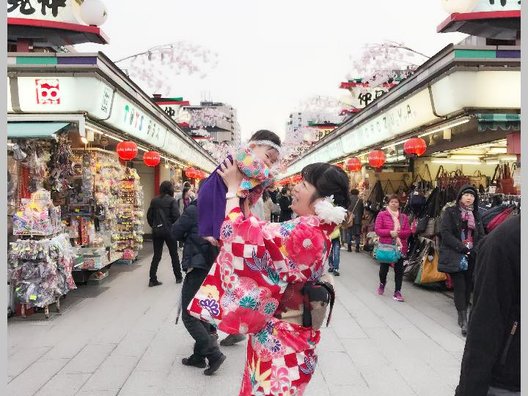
[13,76,113,119]
[7,0,85,25]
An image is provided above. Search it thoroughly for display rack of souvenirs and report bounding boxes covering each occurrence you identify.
[9,233,76,317]
[115,167,144,262]
[68,149,144,270]
[12,189,62,236]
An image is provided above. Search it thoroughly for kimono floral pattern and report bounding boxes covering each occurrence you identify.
[187,207,334,395]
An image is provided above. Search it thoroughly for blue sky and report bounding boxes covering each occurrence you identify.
[76,0,466,140]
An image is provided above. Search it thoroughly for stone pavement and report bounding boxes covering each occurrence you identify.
[8,243,466,396]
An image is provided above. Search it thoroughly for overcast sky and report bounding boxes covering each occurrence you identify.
[76,0,466,140]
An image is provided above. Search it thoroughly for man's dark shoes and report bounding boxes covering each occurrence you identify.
[149,280,162,287]
[182,354,206,368]
[204,353,226,376]
[220,334,246,346]
[176,277,183,284]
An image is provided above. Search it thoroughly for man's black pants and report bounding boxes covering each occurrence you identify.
[181,268,222,360]
[149,235,182,281]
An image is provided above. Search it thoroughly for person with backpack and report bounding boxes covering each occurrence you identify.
[455,215,520,395]
[438,185,485,336]
[146,181,182,286]
[345,188,364,252]
[172,180,226,375]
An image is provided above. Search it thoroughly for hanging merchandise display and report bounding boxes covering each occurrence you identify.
[115,168,144,262]
[69,148,144,270]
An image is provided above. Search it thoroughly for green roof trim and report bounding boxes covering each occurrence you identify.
[454,50,496,59]
[16,56,58,65]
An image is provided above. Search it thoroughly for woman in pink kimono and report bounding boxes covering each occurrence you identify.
[188,161,350,395]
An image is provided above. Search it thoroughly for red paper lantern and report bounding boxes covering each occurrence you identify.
[345,157,362,172]
[116,141,138,161]
[292,174,302,183]
[335,162,344,169]
[368,150,386,169]
[403,137,427,157]
[185,167,196,178]
[143,151,161,167]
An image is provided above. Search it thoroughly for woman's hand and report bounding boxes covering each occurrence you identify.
[390,230,399,238]
[217,158,243,194]
[204,236,219,247]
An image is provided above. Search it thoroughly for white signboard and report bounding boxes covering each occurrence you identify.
[15,76,113,119]
[472,0,521,12]
[7,0,85,25]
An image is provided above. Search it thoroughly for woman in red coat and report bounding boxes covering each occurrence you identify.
[374,194,412,302]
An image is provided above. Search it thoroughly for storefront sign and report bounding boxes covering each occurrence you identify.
[472,0,521,12]
[106,94,167,148]
[430,70,520,115]
[14,76,113,119]
[8,0,84,24]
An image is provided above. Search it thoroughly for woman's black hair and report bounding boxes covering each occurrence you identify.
[249,129,282,147]
[182,186,191,198]
[262,190,270,202]
[159,180,175,196]
[350,188,360,196]
[301,163,351,209]
[281,187,288,195]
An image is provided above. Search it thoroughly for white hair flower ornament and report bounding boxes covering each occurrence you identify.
[314,195,347,225]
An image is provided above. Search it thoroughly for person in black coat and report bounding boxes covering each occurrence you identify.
[438,184,485,336]
[146,181,182,286]
[455,215,520,395]
[278,187,293,221]
[346,189,364,252]
[171,182,226,375]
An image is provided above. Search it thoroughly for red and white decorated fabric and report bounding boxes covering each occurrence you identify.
[187,207,334,335]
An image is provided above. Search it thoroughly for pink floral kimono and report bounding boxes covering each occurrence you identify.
[188,207,335,395]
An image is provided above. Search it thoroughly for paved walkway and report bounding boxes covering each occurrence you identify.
[8,243,465,396]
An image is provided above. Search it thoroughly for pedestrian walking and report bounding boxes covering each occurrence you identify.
[177,186,194,215]
[278,187,293,221]
[146,181,182,286]
[438,185,485,336]
[345,188,364,252]
[195,161,349,395]
[374,194,411,302]
[455,215,520,395]
[328,225,342,276]
[172,181,226,375]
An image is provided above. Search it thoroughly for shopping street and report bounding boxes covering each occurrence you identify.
[8,243,466,396]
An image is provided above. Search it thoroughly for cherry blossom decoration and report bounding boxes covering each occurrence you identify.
[346,40,429,94]
[114,41,219,96]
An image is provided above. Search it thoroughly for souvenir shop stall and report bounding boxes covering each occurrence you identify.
[7,126,78,317]
[68,146,144,283]
[7,125,147,317]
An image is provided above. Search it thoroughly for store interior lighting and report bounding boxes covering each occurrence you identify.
[418,116,472,138]
[80,136,89,145]
[431,159,482,165]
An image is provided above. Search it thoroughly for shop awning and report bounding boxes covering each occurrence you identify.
[476,114,520,123]
[7,122,70,139]
[477,113,520,133]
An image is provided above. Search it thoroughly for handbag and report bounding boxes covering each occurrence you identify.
[373,243,401,264]
[414,245,447,285]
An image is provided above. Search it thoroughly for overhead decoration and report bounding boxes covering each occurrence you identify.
[79,0,108,26]
[143,151,161,167]
[346,157,362,172]
[116,141,138,161]
[368,150,386,169]
[114,41,219,97]
[403,137,427,157]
